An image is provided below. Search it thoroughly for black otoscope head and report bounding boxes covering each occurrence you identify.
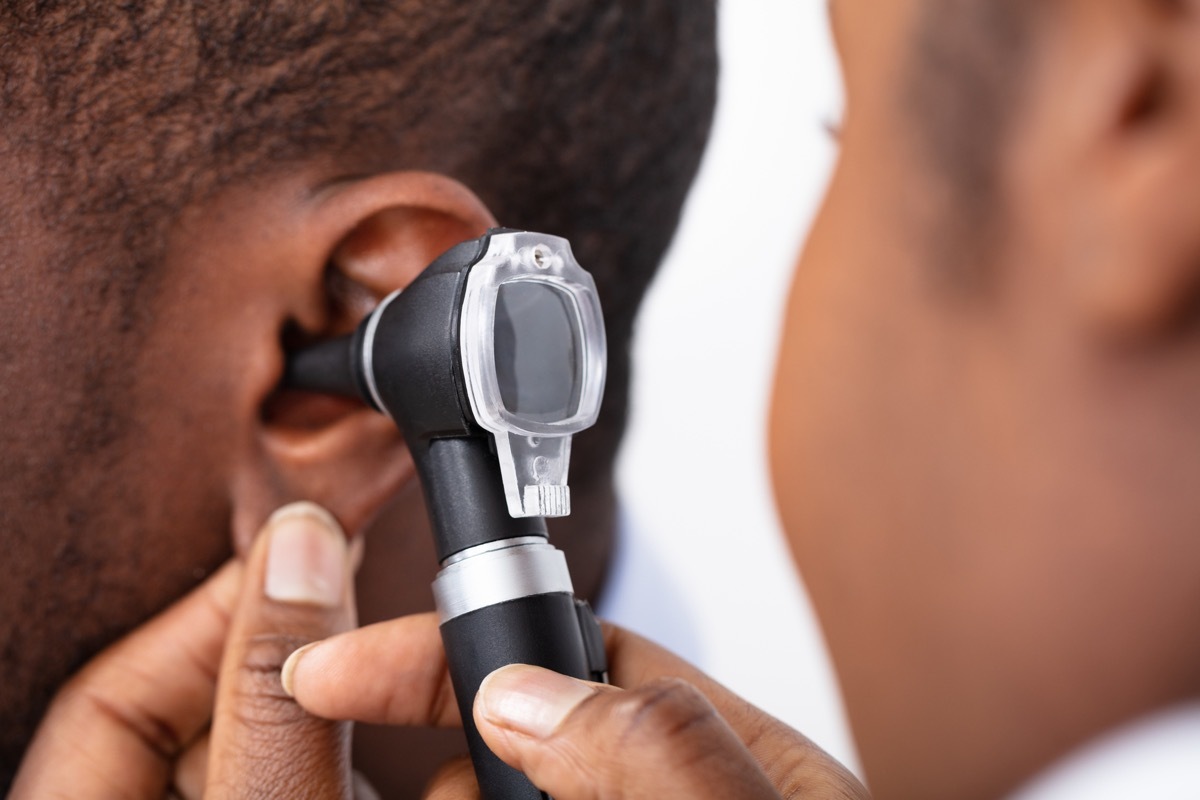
[282,229,607,562]
[289,228,610,800]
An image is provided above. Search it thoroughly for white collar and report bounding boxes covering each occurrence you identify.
[1009,701,1200,799]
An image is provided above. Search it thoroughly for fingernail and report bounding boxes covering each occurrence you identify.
[476,664,596,739]
[264,502,347,607]
[280,641,320,697]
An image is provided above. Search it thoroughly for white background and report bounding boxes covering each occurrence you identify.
[614,0,859,773]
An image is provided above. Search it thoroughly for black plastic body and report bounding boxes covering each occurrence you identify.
[369,230,555,562]
[421,437,548,557]
[441,593,595,800]
[281,323,371,402]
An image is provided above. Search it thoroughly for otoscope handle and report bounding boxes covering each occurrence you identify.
[421,436,608,799]
[439,592,607,800]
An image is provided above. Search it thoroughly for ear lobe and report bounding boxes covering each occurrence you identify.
[230,172,496,553]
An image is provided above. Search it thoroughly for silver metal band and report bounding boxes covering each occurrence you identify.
[432,541,574,624]
[440,536,549,567]
[362,289,403,418]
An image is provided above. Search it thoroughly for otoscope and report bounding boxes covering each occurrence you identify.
[284,229,609,800]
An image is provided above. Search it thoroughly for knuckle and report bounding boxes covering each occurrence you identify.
[229,631,315,729]
[773,744,869,800]
[543,680,723,799]
[605,678,718,747]
[76,682,186,762]
[740,715,869,800]
[207,630,351,798]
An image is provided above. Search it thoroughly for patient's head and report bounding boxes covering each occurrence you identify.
[772,1,1200,797]
[0,0,716,782]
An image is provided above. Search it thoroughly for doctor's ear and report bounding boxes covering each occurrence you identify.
[1049,2,1200,343]
[229,171,497,553]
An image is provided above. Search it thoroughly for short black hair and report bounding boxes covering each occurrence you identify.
[903,0,1043,275]
[0,0,716,480]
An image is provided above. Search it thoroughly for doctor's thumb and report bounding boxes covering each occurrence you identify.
[472,664,783,800]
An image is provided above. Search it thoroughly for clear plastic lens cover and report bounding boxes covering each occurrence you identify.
[460,232,607,518]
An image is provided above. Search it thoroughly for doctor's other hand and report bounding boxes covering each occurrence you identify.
[285,620,869,800]
[464,661,868,800]
[11,501,363,800]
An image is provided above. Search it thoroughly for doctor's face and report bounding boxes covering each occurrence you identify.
[773,1,1200,798]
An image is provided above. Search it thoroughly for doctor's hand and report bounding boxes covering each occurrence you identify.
[285,619,869,800]
[11,502,366,800]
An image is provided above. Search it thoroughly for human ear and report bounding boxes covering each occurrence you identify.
[1058,1,1200,342]
[229,171,496,554]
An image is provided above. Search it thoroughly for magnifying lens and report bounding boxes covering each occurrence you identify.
[285,229,609,800]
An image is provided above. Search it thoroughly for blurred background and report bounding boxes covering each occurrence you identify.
[612,0,859,774]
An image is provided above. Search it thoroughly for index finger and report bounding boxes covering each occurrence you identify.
[283,612,460,728]
[10,561,242,798]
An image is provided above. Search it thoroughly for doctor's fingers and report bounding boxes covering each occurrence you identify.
[287,615,843,791]
[471,665,796,800]
[475,663,868,800]
[414,671,783,800]
[281,615,742,730]
[282,610,461,727]
[602,626,868,799]
[287,618,864,800]
[9,560,241,799]
[204,501,360,799]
